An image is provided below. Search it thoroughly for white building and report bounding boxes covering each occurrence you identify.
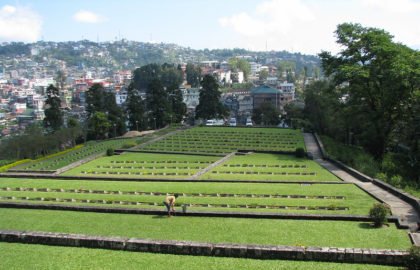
[181,87,200,110]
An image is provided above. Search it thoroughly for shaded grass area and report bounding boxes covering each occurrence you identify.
[140,127,305,154]
[61,153,219,179]
[200,153,339,182]
[0,243,399,270]
[0,179,377,215]
[0,209,410,249]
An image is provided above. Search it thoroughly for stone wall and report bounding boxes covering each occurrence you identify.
[0,230,408,266]
[313,133,420,217]
[0,202,407,229]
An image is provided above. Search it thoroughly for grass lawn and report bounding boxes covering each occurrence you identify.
[200,153,340,182]
[0,243,399,270]
[0,209,410,249]
[140,127,305,154]
[61,153,219,179]
[0,179,378,215]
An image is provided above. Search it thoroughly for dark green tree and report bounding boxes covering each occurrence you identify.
[43,84,63,131]
[89,112,111,140]
[252,103,280,126]
[195,75,227,120]
[186,63,201,87]
[167,84,187,123]
[161,63,183,89]
[146,79,169,129]
[132,64,161,90]
[125,83,146,131]
[319,23,420,159]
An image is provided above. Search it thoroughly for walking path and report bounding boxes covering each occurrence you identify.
[190,152,236,180]
[304,133,420,233]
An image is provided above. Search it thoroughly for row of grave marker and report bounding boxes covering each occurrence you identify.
[0,187,345,200]
[0,196,348,211]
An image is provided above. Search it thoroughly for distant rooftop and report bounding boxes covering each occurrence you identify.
[250,85,279,95]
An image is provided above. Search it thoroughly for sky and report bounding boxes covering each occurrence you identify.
[0,0,419,55]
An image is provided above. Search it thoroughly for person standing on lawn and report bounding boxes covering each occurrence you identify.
[163,194,179,217]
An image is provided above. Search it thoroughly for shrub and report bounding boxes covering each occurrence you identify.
[406,246,420,270]
[0,159,31,172]
[106,148,114,156]
[369,203,390,227]
[295,147,305,158]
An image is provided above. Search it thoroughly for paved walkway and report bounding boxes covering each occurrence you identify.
[190,152,236,180]
[304,133,420,232]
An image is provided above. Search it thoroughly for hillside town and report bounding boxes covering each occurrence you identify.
[0,40,317,137]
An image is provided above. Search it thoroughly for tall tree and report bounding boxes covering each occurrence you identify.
[319,23,420,159]
[89,112,111,140]
[186,63,201,87]
[252,103,280,126]
[125,83,146,131]
[195,75,227,120]
[132,64,161,91]
[167,84,187,123]
[146,79,169,129]
[43,84,63,131]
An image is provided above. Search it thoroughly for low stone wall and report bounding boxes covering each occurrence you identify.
[0,230,408,265]
[313,133,420,216]
[0,202,406,228]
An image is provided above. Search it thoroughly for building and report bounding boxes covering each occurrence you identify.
[251,85,291,112]
[181,87,200,110]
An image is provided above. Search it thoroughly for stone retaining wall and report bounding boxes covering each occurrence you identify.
[0,202,407,229]
[0,230,408,265]
[313,133,420,216]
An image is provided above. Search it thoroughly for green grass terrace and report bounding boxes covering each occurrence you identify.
[138,127,305,154]
[0,179,378,215]
[0,209,411,250]
[61,153,219,179]
[200,153,340,182]
[0,243,399,270]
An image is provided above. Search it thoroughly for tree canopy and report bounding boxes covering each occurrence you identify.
[43,84,63,131]
[319,23,420,159]
[195,75,227,120]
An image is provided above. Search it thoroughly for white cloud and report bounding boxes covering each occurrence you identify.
[73,10,106,24]
[361,0,420,13]
[218,0,420,54]
[0,5,42,42]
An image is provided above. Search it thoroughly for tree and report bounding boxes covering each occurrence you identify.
[186,63,201,87]
[55,70,66,90]
[89,112,111,140]
[167,84,187,123]
[132,63,161,91]
[43,84,63,131]
[146,79,169,129]
[259,69,269,81]
[319,23,420,159]
[125,83,145,131]
[252,103,280,126]
[85,83,125,138]
[195,75,227,120]
[228,58,251,81]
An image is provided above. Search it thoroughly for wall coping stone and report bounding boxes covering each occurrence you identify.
[0,230,408,265]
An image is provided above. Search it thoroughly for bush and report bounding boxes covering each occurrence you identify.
[106,148,114,156]
[295,147,306,158]
[406,246,420,270]
[369,203,390,227]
